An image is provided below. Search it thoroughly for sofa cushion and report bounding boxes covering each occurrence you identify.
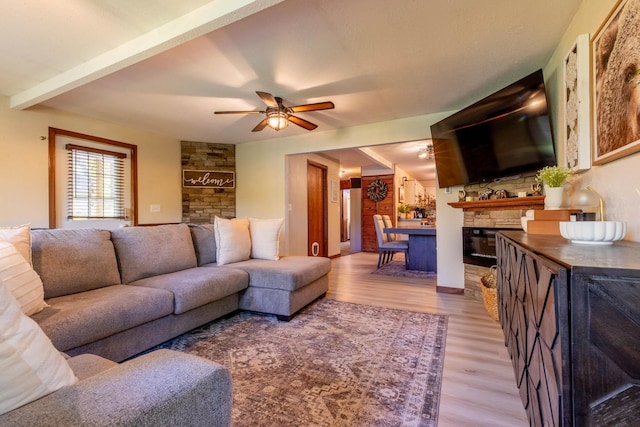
[0,277,77,416]
[31,285,174,352]
[188,224,216,266]
[219,256,331,292]
[0,240,47,316]
[31,229,122,298]
[130,267,249,315]
[67,354,118,381]
[0,224,32,265]
[214,217,251,265]
[111,224,197,284]
[249,218,284,261]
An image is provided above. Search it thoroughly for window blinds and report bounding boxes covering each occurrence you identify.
[66,144,126,220]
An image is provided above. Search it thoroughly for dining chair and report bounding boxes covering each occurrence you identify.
[382,215,396,241]
[373,214,409,268]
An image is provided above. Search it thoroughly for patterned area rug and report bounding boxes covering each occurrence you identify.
[372,261,438,280]
[153,299,447,426]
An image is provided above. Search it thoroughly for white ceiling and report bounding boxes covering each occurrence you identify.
[0,0,582,181]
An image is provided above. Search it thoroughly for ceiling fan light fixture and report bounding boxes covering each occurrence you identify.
[267,111,289,130]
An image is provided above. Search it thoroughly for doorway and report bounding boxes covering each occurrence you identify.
[340,188,350,242]
[307,161,328,257]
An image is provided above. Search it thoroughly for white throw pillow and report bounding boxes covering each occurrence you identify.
[0,277,77,415]
[0,241,48,316]
[0,224,32,265]
[214,217,251,265]
[249,218,284,261]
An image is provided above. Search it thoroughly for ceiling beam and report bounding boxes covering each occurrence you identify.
[10,0,284,110]
[357,147,394,170]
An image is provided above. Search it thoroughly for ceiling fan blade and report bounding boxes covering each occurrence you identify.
[288,115,318,131]
[256,91,278,108]
[214,110,262,114]
[290,101,335,113]
[252,118,269,132]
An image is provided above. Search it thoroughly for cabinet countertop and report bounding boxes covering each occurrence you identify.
[499,230,640,274]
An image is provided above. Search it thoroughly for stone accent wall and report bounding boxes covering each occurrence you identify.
[465,264,490,301]
[462,176,538,300]
[181,141,235,223]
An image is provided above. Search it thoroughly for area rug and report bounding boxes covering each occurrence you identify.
[372,261,438,280]
[153,299,447,427]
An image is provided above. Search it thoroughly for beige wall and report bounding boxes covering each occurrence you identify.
[543,0,640,241]
[0,97,182,227]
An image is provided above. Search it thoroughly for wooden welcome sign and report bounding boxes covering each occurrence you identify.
[182,170,235,188]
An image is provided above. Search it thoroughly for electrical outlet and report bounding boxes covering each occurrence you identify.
[150,204,161,213]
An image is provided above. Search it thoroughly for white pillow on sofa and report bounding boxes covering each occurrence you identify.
[0,224,32,265]
[0,240,48,316]
[249,218,284,261]
[0,277,77,415]
[214,217,251,265]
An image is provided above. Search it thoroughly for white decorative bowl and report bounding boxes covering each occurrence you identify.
[559,221,626,245]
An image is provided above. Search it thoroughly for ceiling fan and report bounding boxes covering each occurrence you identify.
[214,91,334,132]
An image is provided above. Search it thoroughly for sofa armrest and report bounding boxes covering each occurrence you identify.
[0,350,232,427]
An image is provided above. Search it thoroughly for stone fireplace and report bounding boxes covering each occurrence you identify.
[451,177,543,300]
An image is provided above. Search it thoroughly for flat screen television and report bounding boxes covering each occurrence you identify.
[430,69,556,188]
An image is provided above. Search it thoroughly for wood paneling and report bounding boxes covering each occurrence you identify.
[360,175,394,252]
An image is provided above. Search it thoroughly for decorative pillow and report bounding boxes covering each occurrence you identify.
[214,217,251,265]
[0,224,32,265]
[0,277,77,415]
[188,223,216,266]
[249,218,284,261]
[0,241,48,316]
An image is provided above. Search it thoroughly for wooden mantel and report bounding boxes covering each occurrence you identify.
[448,195,545,212]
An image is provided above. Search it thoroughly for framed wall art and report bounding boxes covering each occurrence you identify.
[563,33,591,171]
[591,0,640,165]
[330,179,339,203]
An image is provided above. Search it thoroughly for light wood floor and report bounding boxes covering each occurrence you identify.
[327,251,528,426]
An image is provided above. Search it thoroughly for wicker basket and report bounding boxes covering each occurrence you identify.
[481,266,499,321]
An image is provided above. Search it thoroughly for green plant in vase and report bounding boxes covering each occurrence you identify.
[397,203,411,218]
[535,165,572,187]
[535,166,572,209]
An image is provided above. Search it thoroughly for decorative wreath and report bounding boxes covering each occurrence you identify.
[367,179,388,202]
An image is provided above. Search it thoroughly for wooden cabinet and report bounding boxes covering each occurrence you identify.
[496,231,640,426]
[403,180,423,205]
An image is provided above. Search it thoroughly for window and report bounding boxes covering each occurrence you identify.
[48,128,138,228]
[66,144,126,220]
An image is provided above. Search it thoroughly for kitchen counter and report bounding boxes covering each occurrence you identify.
[397,218,436,228]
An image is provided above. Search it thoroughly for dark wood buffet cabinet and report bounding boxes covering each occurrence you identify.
[496,231,640,426]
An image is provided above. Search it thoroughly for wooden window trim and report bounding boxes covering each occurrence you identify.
[65,143,128,159]
[48,127,138,228]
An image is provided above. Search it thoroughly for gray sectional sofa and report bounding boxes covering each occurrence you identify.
[31,223,331,362]
[1,350,233,427]
[1,222,330,426]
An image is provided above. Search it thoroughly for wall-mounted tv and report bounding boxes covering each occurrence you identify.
[430,69,556,188]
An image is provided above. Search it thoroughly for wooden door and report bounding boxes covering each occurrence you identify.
[307,161,327,257]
